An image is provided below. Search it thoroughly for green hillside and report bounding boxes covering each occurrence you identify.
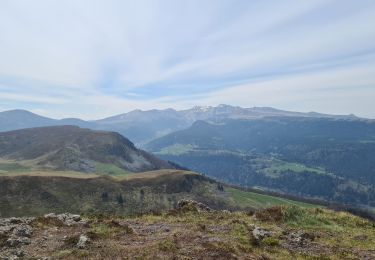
[0,170,318,217]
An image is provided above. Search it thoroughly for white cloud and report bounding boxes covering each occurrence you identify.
[0,0,374,118]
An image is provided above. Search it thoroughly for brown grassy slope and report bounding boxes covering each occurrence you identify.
[0,125,176,172]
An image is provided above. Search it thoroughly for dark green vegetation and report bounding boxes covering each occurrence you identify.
[146,118,375,207]
[0,170,319,218]
[0,125,176,173]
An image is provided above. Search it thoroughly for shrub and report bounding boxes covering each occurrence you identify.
[262,237,280,246]
[281,206,331,227]
[32,216,64,228]
[158,239,177,252]
[255,206,283,222]
[116,194,124,205]
[88,224,116,239]
[281,206,305,223]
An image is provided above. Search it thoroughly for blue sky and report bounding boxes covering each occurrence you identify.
[0,0,375,119]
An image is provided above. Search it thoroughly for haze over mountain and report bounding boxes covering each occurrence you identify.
[0,105,362,145]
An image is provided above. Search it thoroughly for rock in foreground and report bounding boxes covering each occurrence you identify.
[0,205,374,259]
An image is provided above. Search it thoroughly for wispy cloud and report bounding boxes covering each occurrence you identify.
[0,0,374,119]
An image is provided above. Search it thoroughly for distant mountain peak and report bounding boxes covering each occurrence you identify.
[1,109,38,115]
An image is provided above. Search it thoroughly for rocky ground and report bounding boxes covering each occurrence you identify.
[0,200,374,259]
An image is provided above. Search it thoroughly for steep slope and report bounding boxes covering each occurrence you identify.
[0,126,176,173]
[145,118,375,206]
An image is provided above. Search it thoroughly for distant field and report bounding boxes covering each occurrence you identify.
[114,169,196,180]
[0,169,195,181]
[227,187,318,209]
[0,170,100,179]
[255,158,329,177]
[156,143,197,155]
[264,162,326,175]
[0,162,30,172]
[95,162,132,176]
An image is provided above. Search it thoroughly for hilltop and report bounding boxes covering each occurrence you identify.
[0,170,316,218]
[0,126,175,173]
[0,201,374,259]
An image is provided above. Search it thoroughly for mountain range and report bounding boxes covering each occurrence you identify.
[0,105,361,145]
[1,105,374,208]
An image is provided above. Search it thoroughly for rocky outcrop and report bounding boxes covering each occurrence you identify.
[0,214,86,259]
[282,230,315,246]
[248,224,273,245]
[176,199,213,213]
[0,217,34,259]
[43,213,85,226]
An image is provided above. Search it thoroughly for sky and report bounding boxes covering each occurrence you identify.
[0,0,375,119]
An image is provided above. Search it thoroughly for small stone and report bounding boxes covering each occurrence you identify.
[252,227,272,241]
[354,235,367,241]
[12,225,33,238]
[6,237,31,247]
[13,249,24,257]
[71,214,81,222]
[248,224,256,231]
[76,234,90,249]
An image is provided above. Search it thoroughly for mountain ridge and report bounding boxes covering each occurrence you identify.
[0,105,365,145]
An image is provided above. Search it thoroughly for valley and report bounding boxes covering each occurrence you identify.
[146,117,375,207]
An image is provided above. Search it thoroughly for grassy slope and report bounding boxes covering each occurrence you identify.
[0,161,30,173]
[227,188,317,209]
[0,160,131,177]
[0,170,317,217]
